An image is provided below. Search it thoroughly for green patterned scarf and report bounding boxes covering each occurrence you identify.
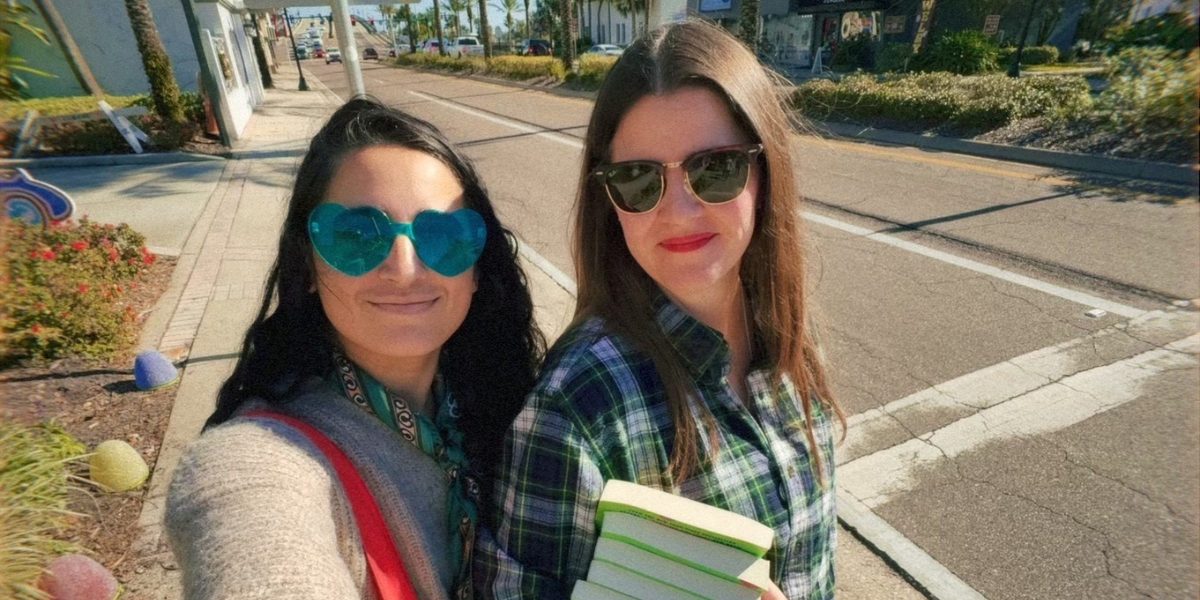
[331,351,478,600]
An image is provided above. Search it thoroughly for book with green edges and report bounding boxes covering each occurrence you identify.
[599,511,770,590]
[584,560,706,600]
[595,480,774,557]
[570,579,639,600]
[590,537,765,600]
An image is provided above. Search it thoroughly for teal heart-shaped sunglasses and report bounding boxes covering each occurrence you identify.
[308,203,486,278]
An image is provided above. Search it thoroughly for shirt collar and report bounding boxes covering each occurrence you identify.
[651,289,732,385]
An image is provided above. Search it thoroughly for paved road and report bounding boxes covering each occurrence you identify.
[307,55,1200,600]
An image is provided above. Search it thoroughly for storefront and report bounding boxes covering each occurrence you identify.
[701,0,888,70]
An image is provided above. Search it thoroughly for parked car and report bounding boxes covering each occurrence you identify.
[363,46,379,60]
[585,44,623,57]
[419,39,448,54]
[448,36,484,58]
[517,38,552,56]
[326,48,342,64]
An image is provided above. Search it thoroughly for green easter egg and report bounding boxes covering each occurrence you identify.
[89,440,149,492]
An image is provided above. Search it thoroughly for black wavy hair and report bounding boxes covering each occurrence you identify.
[206,97,545,504]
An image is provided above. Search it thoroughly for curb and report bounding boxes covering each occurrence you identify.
[812,121,1197,187]
[1,151,227,169]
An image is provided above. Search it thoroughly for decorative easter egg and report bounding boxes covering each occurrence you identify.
[89,440,149,493]
[133,350,178,391]
[38,554,120,600]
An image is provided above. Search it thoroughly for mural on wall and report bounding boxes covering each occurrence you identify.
[1,168,75,226]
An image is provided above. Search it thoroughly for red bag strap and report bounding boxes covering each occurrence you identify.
[245,410,419,600]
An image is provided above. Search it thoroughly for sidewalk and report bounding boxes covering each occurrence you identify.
[85,67,923,599]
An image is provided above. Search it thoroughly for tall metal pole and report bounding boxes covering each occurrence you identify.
[330,0,365,97]
[283,8,310,91]
[1008,0,1040,78]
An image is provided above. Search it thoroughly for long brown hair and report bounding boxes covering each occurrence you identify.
[572,19,843,483]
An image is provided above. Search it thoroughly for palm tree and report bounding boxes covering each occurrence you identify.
[123,0,185,124]
[524,0,532,39]
[465,0,475,34]
[737,0,758,51]
[490,0,523,46]
[431,0,446,55]
[558,0,575,69]
[443,0,464,37]
[476,0,492,57]
[403,4,417,52]
[379,3,396,46]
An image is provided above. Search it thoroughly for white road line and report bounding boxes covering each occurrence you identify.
[408,90,584,149]
[516,239,577,296]
[839,333,1199,509]
[804,212,1146,318]
[839,310,1188,461]
[406,89,1146,319]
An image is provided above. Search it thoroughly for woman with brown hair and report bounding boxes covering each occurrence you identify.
[476,19,842,600]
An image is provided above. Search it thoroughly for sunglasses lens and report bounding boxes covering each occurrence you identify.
[603,162,663,213]
[309,204,393,277]
[687,149,751,204]
[412,208,487,277]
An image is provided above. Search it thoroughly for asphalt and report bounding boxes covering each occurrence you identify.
[15,65,930,599]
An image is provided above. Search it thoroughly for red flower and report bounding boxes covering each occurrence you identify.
[28,251,38,259]
[114,285,123,293]
[30,324,41,334]
[107,249,119,263]
[77,284,88,293]
[42,250,55,261]
[71,241,89,251]
[100,238,113,248]
[142,253,155,265]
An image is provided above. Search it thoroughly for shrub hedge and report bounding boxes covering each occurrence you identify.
[566,55,618,88]
[1095,47,1199,135]
[912,30,1000,75]
[794,72,1092,132]
[997,45,1061,66]
[1,217,156,363]
[395,54,566,82]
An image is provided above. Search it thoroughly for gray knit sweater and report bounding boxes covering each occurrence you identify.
[165,377,454,600]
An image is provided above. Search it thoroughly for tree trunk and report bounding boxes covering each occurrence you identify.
[466,0,475,34]
[524,0,531,39]
[404,6,417,52]
[559,0,576,70]
[123,0,184,123]
[433,0,446,55]
[737,0,758,51]
[478,0,492,57]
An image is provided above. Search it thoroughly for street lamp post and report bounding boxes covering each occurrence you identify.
[1008,0,1041,78]
[283,8,310,91]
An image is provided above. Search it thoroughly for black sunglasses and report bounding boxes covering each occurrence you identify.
[592,143,764,214]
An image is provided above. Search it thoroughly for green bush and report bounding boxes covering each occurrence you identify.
[395,53,565,81]
[0,422,85,600]
[831,33,874,71]
[998,45,1061,66]
[794,71,1091,132]
[1095,47,1199,135]
[913,30,1000,75]
[566,55,616,88]
[34,113,199,155]
[130,91,205,124]
[485,56,566,81]
[874,43,914,73]
[1,217,156,364]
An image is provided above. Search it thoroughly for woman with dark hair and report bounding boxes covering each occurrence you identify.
[477,20,842,600]
[166,98,544,599]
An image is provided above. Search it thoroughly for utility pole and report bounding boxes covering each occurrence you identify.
[283,8,310,90]
[1008,0,1040,78]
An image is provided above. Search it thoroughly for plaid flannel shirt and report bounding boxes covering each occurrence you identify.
[475,294,836,600]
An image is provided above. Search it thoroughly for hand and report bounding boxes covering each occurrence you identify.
[761,581,787,600]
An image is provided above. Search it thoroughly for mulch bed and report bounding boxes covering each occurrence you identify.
[0,255,178,589]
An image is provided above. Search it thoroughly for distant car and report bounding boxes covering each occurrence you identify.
[326,48,342,64]
[294,45,309,59]
[448,36,484,58]
[518,38,552,56]
[313,47,326,59]
[420,39,448,54]
[363,46,379,60]
[585,44,623,57]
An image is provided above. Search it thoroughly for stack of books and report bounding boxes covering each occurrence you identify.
[570,480,775,600]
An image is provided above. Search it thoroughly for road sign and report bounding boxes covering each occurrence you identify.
[884,15,905,34]
[983,15,1000,35]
